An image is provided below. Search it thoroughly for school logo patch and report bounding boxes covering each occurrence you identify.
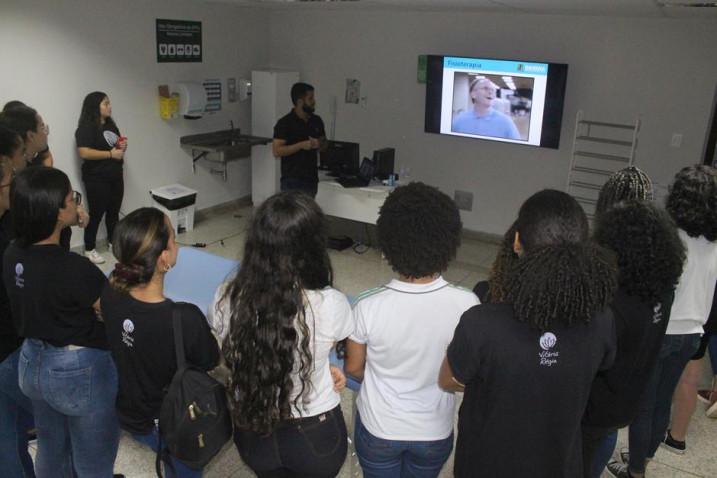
[104,130,119,148]
[538,332,559,367]
[121,319,135,347]
[14,263,24,288]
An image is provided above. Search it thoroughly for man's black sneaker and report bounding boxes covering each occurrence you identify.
[660,430,686,455]
[606,461,634,478]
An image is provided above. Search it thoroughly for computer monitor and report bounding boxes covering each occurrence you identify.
[372,147,395,180]
[320,140,360,176]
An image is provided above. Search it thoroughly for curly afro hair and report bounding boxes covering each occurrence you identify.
[594,200,685,306]
[486,221,519,303]
[377,182,462,279]
[666,165,717,241]
[595,166,654,219]
[505,190,617,330]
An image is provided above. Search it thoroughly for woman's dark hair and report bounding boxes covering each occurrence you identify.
[109,208,171,293]
[0,125,22,159]
[505,189,617,330]
[665,165,717,241]
[2,100,26,112]
[594,200,685,305]
[222,191,332,433]
[595,166,654,218]
[77,91,117,130]
[10,167,71,247]
[485,221,519,303]
[377,182,462,279]
[0,105,38,142]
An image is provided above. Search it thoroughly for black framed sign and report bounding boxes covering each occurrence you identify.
[156,19,202,63]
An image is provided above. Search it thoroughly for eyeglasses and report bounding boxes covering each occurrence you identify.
[72,190,82,206]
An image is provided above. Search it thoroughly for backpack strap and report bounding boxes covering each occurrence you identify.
[172,304,187,370]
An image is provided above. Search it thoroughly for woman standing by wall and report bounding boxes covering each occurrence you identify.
[76,92,126,265]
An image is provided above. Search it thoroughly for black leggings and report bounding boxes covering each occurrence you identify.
[234,405,347,478]
[83,178,123,250]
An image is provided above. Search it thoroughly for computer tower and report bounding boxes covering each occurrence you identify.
[372,148,395,180]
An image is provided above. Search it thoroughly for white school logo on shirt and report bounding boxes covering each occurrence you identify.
[104,130,119,148]
[14,263,24,288]
[538,332,559,367]
[122,319,135,347]
[652,303,663,324]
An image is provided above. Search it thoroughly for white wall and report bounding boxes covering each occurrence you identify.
[0,0,270,247]
[267,9,717,234]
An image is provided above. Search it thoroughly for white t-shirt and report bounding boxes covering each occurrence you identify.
[666,229,717,335]
[209,284,354,418]
[350,277,480,440]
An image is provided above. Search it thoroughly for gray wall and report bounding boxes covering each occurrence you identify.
[268,9,717,234]
[0,0,270,247]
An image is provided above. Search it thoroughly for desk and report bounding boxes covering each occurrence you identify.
[315,180,394,225]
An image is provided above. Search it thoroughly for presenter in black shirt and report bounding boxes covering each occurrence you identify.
[101,207,219,478]
[3,167,119,478]
[76,92,127,265]
[272,82,326,197]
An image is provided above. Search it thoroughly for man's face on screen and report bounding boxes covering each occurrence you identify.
[471,79,496,108]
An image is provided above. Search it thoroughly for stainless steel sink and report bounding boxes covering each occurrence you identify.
[180,129,272,180]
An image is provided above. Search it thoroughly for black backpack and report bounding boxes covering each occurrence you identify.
[156,306,233,475]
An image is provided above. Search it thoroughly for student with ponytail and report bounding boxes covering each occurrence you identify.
[101,207,219,478]
[440,189,618,478]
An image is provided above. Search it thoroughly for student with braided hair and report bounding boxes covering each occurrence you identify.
[607,165,717,478]
[101,208,219,477]
[440,189,618,478]
[594,166,654,218]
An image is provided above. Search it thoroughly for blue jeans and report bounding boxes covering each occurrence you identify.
[280,177,318,198]
[591,430,617,478]
[133,427,202,478]
[628,334,701,473]
[18,339,120,478]
[354,413,453,478]
[0,348,36,478]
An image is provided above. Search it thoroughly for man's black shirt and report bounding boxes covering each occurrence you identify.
[273,110,325,182]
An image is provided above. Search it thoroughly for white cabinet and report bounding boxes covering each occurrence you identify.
[251,70,299,205]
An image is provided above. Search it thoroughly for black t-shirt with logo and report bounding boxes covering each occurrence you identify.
[3,242,108,349]
[101,285,220,434]
[273,110,325,182]
[583,289,673,428]
[75,121,123,181]
[0,212,22,363]
[447,303,616,478]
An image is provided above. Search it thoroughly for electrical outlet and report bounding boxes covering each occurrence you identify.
[454,190,473,211]
[671,133,683,148]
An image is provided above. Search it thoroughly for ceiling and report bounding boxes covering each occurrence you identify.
[210,0,717,18]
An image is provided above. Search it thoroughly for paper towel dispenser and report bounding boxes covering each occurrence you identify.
[174,82,206,117]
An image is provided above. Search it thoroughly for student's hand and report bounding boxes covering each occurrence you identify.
[301,139,314,151]
[119,139,128,151]
[308,137,320,149]
[77,205,89,229]
[330,365,346,392]
[111,148,125,160]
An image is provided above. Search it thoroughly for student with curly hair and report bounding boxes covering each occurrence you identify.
[584,201,684,478]
[214,191,353,478]
[440,189,617,478]
[608,165,717,478]
[345,182,479,478]
[101,208,219,477]
[473,221,518,303]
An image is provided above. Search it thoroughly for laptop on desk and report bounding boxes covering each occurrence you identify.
[336,157,376,188]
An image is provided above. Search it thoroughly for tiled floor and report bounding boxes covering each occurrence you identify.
[81,204,716,477]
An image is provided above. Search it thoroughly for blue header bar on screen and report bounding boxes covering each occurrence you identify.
[444,57,548,76]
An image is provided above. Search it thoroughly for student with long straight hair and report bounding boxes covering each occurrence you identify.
[3,167,118,477]
[440,189,618,478]
[0,128,35,477]
[101,207,219,478]
[345,182,479,478]
[214,191,353,478]
[76,91,126,265]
